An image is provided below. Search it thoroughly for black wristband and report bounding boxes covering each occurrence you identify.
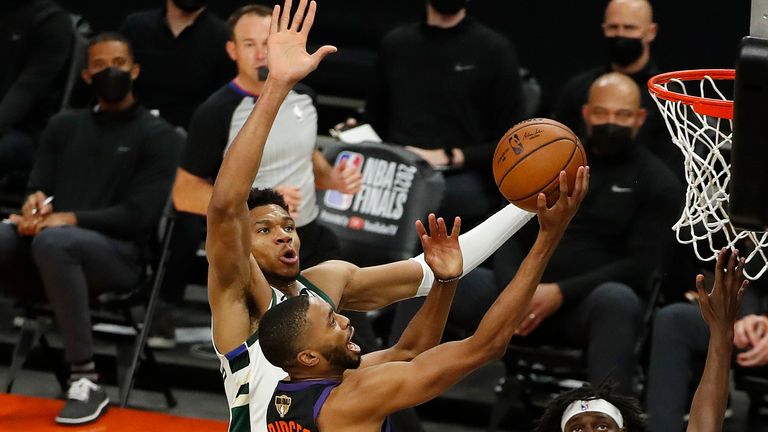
[436,273,462,284]
[443,147,454,167]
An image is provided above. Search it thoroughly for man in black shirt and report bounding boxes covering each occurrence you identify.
[366,0,525,230]
[0,33,181,425]
[552,0,679,178]
[503,72,682,394]
[0,0,74,177]
[120,0,235,129]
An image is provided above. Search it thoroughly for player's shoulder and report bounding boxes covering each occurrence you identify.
[302,260,357,282]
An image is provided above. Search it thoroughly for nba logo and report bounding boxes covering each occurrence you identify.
[324,151,364,211]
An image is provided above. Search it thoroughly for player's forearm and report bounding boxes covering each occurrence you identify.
[471,231,560,358]
[209,80,292,214]
[412,204,533,296]
[392,279,458,360]
[686,333,734,432]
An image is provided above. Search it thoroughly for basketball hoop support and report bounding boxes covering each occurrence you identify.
[731,27,768,229]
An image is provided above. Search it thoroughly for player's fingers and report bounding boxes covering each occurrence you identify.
[450,216,461,239]
[300,0,316,36]
[290,0,307,31]
[427,213,438,236]
[737,279,748,307]
[270,4,280,34]
[536,192,547,213]
[694,274,709,310]
[713,247,727,291]
[557,170,568,200]
[310,45,338,64]
[415,219,427,239]
[279,0,292,31]
[726,248,739,286]
[436,216,448,238]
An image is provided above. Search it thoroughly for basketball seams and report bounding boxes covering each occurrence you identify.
[507,119,579,139]
[495,137,577,189]
[501,141,580,202]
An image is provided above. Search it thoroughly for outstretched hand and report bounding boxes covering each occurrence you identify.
[697,248,748,337]
[267,0,337,85]
[416,214,462,281]
[536,166,589,238]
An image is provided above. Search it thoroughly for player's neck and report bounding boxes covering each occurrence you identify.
[269,278,301,296]
[288,369,344,382]
[612,49,650,75]
[234,75,264,97]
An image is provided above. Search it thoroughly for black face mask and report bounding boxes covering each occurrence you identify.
[607,36,644,67]
[428,0,469,15]
[588,123,635,157]
[91,68,133,102]
[172,0,206,12]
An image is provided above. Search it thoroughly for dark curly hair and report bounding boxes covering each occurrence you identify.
[247,187,289,213]
[535,381,646,432]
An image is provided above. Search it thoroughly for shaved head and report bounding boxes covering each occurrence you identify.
[605,0,654,24]
[587,72,642,110]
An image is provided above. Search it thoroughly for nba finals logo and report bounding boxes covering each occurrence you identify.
[274,395,292,418]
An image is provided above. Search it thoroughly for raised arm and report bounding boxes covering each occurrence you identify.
[358,214,462,368]
[687,248,747,432]
[326,168,589,425]
[206,0,336,353]
[308,202,534,312]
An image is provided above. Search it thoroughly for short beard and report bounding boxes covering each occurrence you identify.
[322,344,361,371]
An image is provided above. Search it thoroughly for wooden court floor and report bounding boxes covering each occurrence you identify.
[0,393,227,431]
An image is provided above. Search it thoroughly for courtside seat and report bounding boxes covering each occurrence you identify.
[4,208,177,409]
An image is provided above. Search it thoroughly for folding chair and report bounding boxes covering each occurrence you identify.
[3,209,177,408]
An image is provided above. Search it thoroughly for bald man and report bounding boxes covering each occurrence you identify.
[502,72,682,393]
[552,0,679,178]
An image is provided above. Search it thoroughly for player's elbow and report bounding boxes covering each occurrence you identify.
[470,336,508,363]
[207,193,237,220]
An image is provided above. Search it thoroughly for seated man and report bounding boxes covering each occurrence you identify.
[646,257,767,431]
[0,0,74,177]
[120,0,235,128]
[0,33,182,425]
[203,3,535,431]
[537,248,746,432]
[552,0,679,178]
[365,0,526,230]
[502,72,682,394]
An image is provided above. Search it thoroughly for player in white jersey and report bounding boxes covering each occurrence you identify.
[205,2,532,431]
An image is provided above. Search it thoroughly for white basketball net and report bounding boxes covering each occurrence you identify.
[651,74,768,280]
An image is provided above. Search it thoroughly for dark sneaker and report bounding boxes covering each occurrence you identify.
[147,303,177,350]
[55,378,109,425]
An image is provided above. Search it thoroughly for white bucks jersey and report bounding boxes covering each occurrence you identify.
[214,275,336,432]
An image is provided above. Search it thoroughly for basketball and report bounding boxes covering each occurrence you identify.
[493,118,586,212]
